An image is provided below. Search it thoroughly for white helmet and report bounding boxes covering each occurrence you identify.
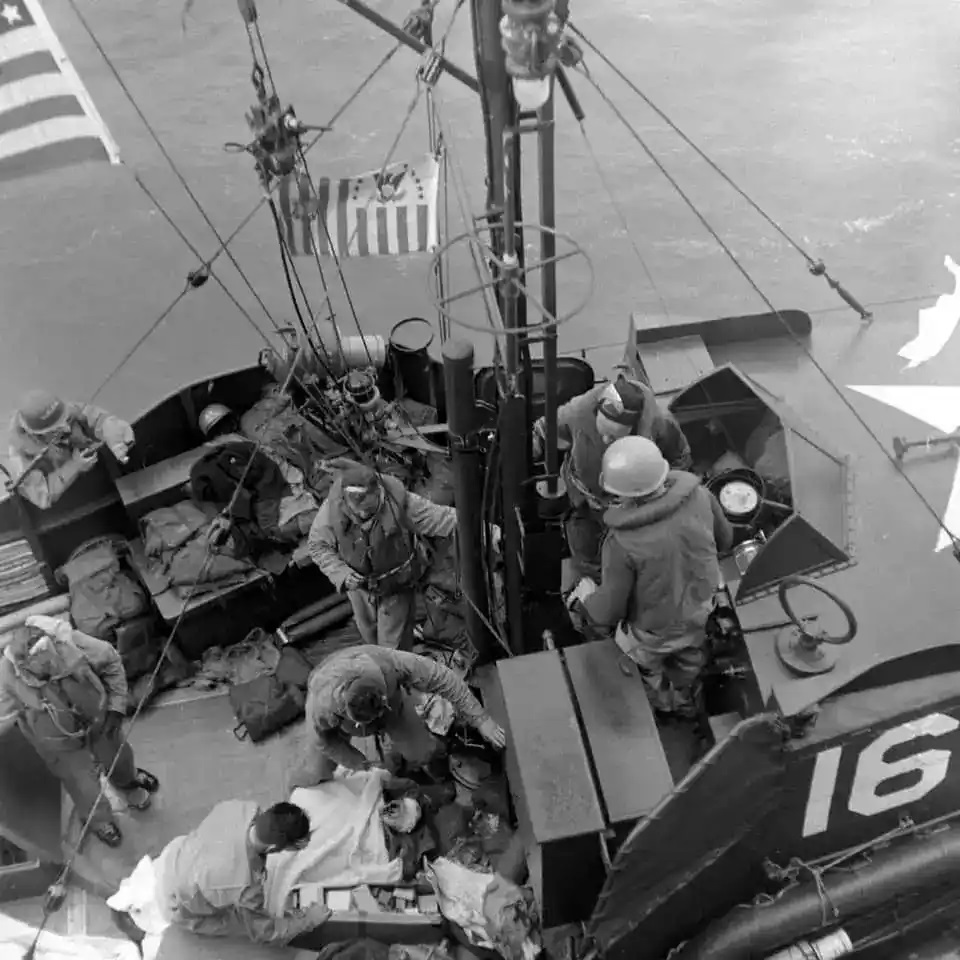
[600,436,670,498]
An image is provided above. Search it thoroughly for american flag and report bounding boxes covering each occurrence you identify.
[278,154,440,259]
[0,0,119,182]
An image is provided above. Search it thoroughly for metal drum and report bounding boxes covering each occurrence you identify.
[389,316,436,407]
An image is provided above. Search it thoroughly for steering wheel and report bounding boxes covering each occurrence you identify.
[777,575,858,644]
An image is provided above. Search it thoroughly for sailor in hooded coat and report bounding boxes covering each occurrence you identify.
[292,645,505,787]
[307,464,458,650]
[575,437,733,719]
[8,389,135,509]
[532,375,692,581]
[0,615,158,847]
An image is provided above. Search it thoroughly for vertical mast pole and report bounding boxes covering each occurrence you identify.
[470,0,528,654]
[538,84,559,493]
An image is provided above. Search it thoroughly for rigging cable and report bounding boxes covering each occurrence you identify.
[85,45,401,406]
[290,0,469,371]
[568,22,873,322]
[62,0,280,333]
[573,67,959,551]
[131,174,273,346]
[21,363,302,960]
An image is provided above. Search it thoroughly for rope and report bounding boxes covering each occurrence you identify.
[574,67,958,548]
[576,121,670,319]
[62,0,280,333]
[569,22,872,321]
[22,362,302,959]
[131,174,274,347]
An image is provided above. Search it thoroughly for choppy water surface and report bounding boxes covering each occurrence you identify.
[1,0,958,424]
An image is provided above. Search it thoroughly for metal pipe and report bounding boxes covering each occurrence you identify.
[333,0,479,94]
[442,339,493,662]
[673,827,960,960]
[498,127,529,655]
[766,931,853,960]
[539,84,559,494]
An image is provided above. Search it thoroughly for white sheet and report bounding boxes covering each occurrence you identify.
[262,769,403,916]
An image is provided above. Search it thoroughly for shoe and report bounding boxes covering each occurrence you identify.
[94,822,123,847]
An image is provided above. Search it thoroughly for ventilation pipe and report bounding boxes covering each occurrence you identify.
[261,317,386,384]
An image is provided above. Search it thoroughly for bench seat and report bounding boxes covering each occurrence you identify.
[115,445,216,523]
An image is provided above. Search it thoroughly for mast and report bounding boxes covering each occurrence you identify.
[469,0,527,653]
[458,0,567,655]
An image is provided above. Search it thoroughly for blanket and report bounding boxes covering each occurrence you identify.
[262,770,403,916]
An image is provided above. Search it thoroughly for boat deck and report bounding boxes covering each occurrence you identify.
[16,687,319,958]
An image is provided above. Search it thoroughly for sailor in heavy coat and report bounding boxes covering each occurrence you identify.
[572,437,732,719]
[293,645,506,786]
[7,389,134,509]
[0,615,158,847]
[147,799,330,943]
[307,464,458,650]
[532,375,691,580]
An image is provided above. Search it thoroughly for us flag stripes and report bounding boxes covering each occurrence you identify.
[0,0,119,182]
[278,154,440,259]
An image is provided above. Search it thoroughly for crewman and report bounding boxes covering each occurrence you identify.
[156,800,328,942]
[532,374,692,580]
[0,615,159,848]
[571,436,732,719]
[7,389,135,509]
[109,800,330,945]
[307,464,458,650]
[293,645,506,786]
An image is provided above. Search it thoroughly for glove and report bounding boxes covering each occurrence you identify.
[100,710,125,740]
[303,903,333,927]
[477,715,506,749]
[531,420,546,461]
[72,447,99,473]
[341,572,364,593]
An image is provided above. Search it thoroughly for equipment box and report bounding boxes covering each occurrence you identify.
[290,883,446,947]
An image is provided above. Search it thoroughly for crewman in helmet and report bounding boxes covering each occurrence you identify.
[7,389,135,509]
[195,403,319,540]
[197,402,238,440]
[307,464,458,650]
[571,436,732,719]
[531,374,691,580]
[293,644,505,786]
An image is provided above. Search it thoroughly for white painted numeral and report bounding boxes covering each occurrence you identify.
[802,712,959,838]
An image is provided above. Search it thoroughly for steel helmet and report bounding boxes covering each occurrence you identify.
[600,435,670,498]
[198,403,233,437]
[17,389,68,435]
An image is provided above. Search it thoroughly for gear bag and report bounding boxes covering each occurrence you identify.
[58,537,149,640]
[229,673,306,743]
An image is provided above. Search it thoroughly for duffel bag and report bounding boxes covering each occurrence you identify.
[59,537,149,640]
[229,674,305,743]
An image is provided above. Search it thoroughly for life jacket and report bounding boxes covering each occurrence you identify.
[0,634,107,743]
[328,476,428,596]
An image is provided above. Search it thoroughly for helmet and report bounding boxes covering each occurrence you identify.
[600,436,670,498]
[198,404,232,437]
[17,390,68,435]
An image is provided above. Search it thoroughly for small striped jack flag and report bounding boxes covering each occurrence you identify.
[278,153,440,259]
